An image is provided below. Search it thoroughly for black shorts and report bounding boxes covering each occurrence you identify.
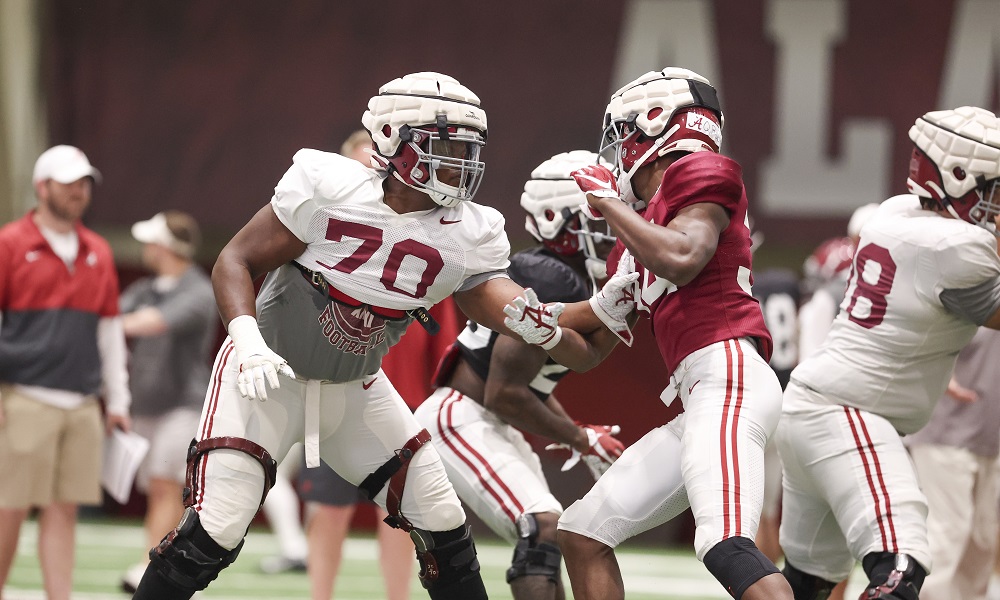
[297,460,372,507]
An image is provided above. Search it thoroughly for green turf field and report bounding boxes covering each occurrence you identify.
[4,518,867,599]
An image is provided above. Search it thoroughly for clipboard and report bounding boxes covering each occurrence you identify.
[101,429,150,504]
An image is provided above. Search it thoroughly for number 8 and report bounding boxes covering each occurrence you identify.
[845,244,896,329]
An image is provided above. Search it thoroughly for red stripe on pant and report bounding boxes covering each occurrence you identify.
[729,340,744,537]
[854,408,898,552]
[436,390,525,523]
[720,341,735,538]
[844,407,896,552]
[195,340,234,510]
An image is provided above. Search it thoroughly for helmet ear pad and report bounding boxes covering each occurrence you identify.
[907,147,949,209]
[382,126,429,185]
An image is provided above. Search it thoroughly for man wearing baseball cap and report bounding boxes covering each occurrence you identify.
[0,145,130,600]
[118,211,216,594]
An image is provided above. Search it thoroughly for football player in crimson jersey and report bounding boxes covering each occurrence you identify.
[414,150,625,600]
[773,106,1000,600]
[502,68,792,600]
[130,72,573,600]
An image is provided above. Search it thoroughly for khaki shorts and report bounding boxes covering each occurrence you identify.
[0,385,103,508]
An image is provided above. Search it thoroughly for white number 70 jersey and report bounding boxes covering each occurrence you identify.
[257,148,511,382]
[272,149,510,311]
[789,195,1000,434]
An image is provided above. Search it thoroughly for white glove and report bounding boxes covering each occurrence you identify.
[545,424,624,481]
[502,288,565,350]
[589,251,639,346]
[228,315,295,401]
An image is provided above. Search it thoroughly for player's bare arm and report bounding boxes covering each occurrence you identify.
[503,251,640,371]
[212,205,307,324]
[558,300,606,334]
[484,333,591,451]
[591,195,729,285]
[452,275,537,338]
[546,318,627,373]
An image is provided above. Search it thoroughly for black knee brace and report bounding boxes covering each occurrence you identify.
[703,536,780,599]
[505,513,562,584]
[410,525,488,600]
[145,507,243,594]
[782,560,838,600]
[860,552,925,600]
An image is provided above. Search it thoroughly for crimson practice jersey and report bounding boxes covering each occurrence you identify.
[611,152,771,374]
[454,247,591,399]
[258,149,511,382]
[791,195,1000,434]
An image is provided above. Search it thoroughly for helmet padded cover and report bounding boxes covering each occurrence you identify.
[521,150,602,241]
[606,67,723,140]
[362,72,487,158]
[907,106,1000,201]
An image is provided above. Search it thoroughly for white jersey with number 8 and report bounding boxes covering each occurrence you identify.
[790,195,1000,434]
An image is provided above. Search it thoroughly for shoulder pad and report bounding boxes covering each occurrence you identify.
[659,152,743,214]
[508,248,590,303]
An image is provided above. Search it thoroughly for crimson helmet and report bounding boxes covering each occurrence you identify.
[362,72,488,208]
[907,106,1000,230]
[521,151,616,280]
[803,236,856,292]
[600,67,723,205]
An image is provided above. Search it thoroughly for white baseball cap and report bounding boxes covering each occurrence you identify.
[131,212,198,258]
[33,145,102,184]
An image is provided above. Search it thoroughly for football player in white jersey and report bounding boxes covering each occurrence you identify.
[130,72,556,600]
[776,106,1000,600]
[414,150,625,600]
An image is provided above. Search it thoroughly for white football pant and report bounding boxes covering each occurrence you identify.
[559,338,783,560]
[415,387,562,543]
[190,339,466,549]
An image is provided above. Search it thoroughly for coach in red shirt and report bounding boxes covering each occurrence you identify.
[0,145,131,600]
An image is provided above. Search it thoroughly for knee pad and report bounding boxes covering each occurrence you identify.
[410,525,487,600]
[183,437,277,511]
[860,552,925,600]
[703,536,779,600]
[505,514,562,584]
[147,507,244,594]
[782,561,838,600]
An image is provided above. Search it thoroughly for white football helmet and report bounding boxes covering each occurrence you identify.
[362,72,488,208]
[521,150,616,281]
[907,106,1000,231]
[600,67,724,206]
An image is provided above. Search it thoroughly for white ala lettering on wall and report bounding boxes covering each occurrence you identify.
[612,0,1000,218]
